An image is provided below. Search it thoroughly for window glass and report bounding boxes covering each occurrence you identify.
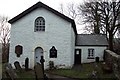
[34,17,45,32]
[88,49,94,59]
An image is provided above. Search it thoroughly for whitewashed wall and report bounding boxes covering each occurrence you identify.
[9,8,75,69]
[75,46,107,63]
[70,28,76,66]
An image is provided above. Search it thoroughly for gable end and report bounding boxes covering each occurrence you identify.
[8,2,77,34]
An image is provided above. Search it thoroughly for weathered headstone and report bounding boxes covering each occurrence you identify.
[25,57,29,71]
[4,63,18,79]
[34,63,44,80]
[14,61,22,72]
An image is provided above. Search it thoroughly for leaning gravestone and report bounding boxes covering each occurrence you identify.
[14,61,22,72]
[4,63,18,80]
[34,63,44,80]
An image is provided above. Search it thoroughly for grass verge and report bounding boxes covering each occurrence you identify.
[2,62,117,79]
[46,62,116,79]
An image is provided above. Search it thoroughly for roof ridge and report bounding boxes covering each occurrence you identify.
[8,1,77,34]
[77,34,106,35]
[76,34,108,46]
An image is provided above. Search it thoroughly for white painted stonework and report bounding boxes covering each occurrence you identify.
[9,2,108,70]
[75,46,107,63]
[9,8,75,69]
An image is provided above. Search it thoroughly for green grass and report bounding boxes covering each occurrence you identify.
[46,65,92,78]
[0,63,2,71]
[16,70,36,80]
[46,62,116,79]
[46,63,94,78]
[2,62,117,79]
[0,63,2,78]
[2,63,36,79]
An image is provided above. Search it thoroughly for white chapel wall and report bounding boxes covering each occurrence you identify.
[9,8,75,69]
[75,46,107,63]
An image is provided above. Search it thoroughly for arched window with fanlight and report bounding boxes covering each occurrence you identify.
[34,17,45,32]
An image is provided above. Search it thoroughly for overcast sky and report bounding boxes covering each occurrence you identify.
[0,0,84,33]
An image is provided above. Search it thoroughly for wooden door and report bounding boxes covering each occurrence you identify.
[74,49,81,65]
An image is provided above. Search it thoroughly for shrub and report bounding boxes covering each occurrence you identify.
[49,61,55,70]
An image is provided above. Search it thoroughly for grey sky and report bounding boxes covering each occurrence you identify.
[0,0,83,18]
[0,0,84,33]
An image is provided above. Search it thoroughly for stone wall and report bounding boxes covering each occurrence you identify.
[104,50,120,80]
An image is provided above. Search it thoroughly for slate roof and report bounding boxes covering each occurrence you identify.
[8,2,77,34]
[76,34,108,46]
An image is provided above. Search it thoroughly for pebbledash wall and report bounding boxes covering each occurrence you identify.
[9,8,75,69]
[75,46,107,63]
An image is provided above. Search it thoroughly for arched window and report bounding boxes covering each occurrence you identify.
[34,17,45,32]
[15,45,23,57]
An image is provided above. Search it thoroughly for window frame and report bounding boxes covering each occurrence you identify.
[87,48,94,59]
[34,17,45,32]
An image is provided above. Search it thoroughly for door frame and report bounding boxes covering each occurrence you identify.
[74,49,81,65]
[34,47,43,64]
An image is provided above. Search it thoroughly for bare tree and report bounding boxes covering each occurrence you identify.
[118,28,120,38]
[114,28,120,54]
[0,16,10,62]
[99,1,120,51]
[59,3,64,14]
[58,3,84,34]
[59,3,79,20]
[58,2,102,34]
[59,1,120,51]
[78,0,120,51]
[67,3,78,20]
[78,1,101,34]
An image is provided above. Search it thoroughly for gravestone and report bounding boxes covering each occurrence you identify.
[25,57,29,71]
[40,56,45,75]
[34,63,44,80]
[4,63,18,79]
[14,61,22,72]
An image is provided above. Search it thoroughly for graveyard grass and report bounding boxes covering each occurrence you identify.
[2,62,116,79]
[16,70,36,80]
[0,63,2,77]
[0,63,2,71]
[2,63,36,80]
[46,62,116,79]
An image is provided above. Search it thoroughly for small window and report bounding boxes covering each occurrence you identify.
[50,46,57,58]
[88,49,94,59]
[15,45,23,57]
[34,17,45,32]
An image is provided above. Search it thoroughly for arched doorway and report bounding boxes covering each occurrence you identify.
[35,47,43,64]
